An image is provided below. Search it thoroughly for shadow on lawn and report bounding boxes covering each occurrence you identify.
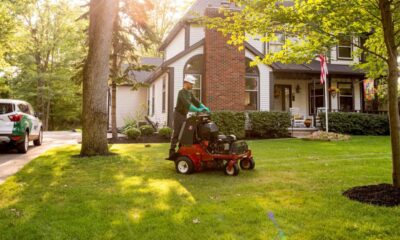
[0,146,270,240]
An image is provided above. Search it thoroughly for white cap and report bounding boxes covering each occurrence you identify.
[184,75,196,85]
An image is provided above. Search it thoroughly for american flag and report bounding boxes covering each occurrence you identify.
[319,54,329,84]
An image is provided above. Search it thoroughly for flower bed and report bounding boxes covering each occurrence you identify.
[305,131,351,141]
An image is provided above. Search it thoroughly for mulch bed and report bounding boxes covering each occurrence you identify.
[343,184,400,207]
[108,135,170,144]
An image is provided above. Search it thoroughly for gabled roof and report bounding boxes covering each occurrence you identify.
[131,57,163,83]
[159,0,238,51]
[119,57,163,86]
[146,40,205,83]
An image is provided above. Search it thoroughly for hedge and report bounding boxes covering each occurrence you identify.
[248,111,291,138]
[319,112,389,135]
[159,127,173,139]
[211,111,246,139]
[140,125,155,136]
[124,127,141,140]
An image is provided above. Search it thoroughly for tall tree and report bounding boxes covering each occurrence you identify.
[142,0,193,56]
[0,1,15,69]
[110,0,156,140]
[206,0,400,186]
[3,0,86,130]
[80,0,118,156]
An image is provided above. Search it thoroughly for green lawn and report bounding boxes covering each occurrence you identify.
[0,137,399,239]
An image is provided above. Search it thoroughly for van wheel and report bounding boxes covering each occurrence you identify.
[17,132,29,154]
[34,128,43,146]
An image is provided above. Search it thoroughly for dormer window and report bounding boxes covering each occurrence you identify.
[337,36,353,60]
[268,33,285,54]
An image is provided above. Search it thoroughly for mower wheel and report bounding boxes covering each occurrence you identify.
[224,162,239,176]
[175,156,194,174]
[240,158,255,170]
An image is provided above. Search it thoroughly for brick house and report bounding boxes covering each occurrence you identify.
[117,0,376,129]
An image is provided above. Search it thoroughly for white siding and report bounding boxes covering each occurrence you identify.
[245,50,272,111]
[331,78,362,112]
[330,38,360,65]
[190,25,205,46]
[111,86,147,128]
[330,81,339,111]
[165,28,185,60]
[149,73,169,128]
[246,34,264,54]
[354,81,361,111]
[273,79,310,117]
[169,46,204,109]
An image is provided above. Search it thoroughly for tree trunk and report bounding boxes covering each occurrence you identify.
[80,0,118,156]
[45,100,50,131]
[111,82,118,140]
[379,0,400,187]
[111,16,119,140]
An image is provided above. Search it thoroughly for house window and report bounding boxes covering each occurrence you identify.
[184,55,203,101]
[162,77,166,113]
[309,83,325,115]
[268,33,285,54]
[147,88,150,116]
[337,36,353,60]
[245,58,259,110]
[152,84,155,116]
[338,83,354,112]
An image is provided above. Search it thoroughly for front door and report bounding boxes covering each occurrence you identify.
[273,85,292,111]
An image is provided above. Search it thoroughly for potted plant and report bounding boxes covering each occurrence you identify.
[304,118,312,128]
[328,87,340,97]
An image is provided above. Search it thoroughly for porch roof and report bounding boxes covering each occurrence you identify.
[271,60,365,77]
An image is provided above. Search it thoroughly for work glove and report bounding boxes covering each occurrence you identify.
[200,104,210,113]
[189,104,202,112]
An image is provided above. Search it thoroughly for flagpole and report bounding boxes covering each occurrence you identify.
[319,53,329,133]
[325,75,329,133]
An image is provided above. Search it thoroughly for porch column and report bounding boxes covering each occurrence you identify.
[269,72,275,111]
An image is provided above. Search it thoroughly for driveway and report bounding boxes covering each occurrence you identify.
[0,131,81,184]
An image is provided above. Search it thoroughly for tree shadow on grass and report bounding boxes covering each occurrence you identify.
[0,145,274,240]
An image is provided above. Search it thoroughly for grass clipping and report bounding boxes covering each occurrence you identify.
[306,131,351,141]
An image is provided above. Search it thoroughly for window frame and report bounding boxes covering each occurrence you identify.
[151,84,155,116]
[338,82,354,112]
[308,83,326,116]
[184,54,204,101]
[162,77,166,113]
[245,58,260,111]
[337,36,353,60]
[268,32,285,54]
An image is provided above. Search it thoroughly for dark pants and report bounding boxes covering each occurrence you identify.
[170,111,187,150]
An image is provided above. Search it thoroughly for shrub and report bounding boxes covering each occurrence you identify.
[248,111,291,138]
[211,111,246,139]
[319,112,389,135]
[140,125,155,136]
[122,119,137,132]
[124,127,141,140]
[159,127,173,139]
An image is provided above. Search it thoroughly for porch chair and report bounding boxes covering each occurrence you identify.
[289,107,305,128]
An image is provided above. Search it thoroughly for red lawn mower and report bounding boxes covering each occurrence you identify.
[167,113,255,176]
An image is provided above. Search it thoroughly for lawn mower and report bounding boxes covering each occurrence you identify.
[167,112,255,176]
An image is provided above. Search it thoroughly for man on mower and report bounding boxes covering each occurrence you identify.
[168,75,210,159]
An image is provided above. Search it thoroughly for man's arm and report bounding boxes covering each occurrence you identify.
[190,93,201,108]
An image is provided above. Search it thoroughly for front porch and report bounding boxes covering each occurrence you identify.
[270,63,366,129]
[288,127,319,138]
